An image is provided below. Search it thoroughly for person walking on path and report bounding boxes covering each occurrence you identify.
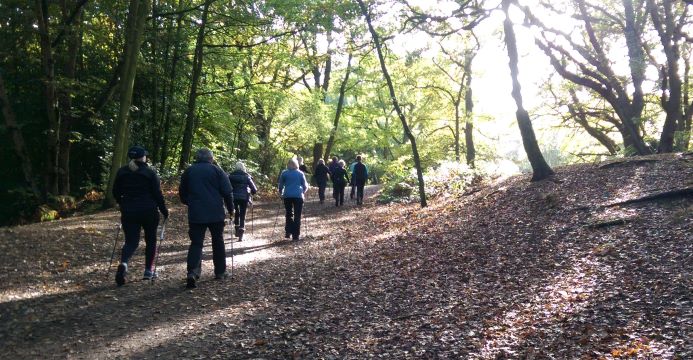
[351,155,369,205]
[228,161,257,241]
[112,146,169,286]
[179,148,234,289]
[298,156,310,175]
[313,159,330,204]
[278,158,308,241]
[348,159,357,200]
[331,160,349,207]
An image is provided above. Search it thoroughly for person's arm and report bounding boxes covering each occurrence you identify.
[151,170,168,218]
[249,176,258,195]
[219,168,234,215]
[301,172,308,193]
[179,170,189,205]
[278,171,284,196]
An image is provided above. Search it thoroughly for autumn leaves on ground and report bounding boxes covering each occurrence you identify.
[1,155,691,359]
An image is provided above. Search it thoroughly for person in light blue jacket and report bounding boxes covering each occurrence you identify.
[278,158,308,241]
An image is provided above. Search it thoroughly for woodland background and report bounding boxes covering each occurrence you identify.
[1,0,692,225]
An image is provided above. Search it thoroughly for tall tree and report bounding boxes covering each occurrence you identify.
[323,53,353,164]
[525,0,653,155]
[0,71,40,197]
[357,0,427,207]
[105,0,151,206]
[502,0,554,181]
[179,0,213,171]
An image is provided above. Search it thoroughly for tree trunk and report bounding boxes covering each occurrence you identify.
[357,0,427,207]
[159,0,185,171]
[464,51,475,168]
[502,0,554,181]
[35,0,59,197]
[104,0,151,207]
[56,0,83,195]
[150,0,161,164]
[0,72,41,198]
[312,142,323,171]
[323,53,352,162]
[178,0,212,171]
[568,89,619,155]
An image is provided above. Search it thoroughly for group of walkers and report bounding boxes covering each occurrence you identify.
[111,145,367,289]
[312,155,369,206]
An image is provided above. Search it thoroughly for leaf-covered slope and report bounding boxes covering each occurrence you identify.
[0,154,690,359]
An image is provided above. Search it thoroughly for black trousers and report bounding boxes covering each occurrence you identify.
[334,183,346,206]
[354,180,366,204]
[283,197,304,239]
[233,199,249,229]
[187,221,226,277]
[317,182,327,202]
[120,210,159,271]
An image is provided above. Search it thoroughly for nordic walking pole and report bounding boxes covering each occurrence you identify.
[106,223,121,276]
[152,216,168,280]
[250,201,254,236]
[270,199,282,239]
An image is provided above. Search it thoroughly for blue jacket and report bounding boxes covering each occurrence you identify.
[228,170,257,202]
[179,161,234,224]
[278,169,307,199]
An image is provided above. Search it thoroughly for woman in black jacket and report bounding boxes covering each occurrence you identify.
[331,160,349,207]
[228,161,257,241]
[112,146,169,285]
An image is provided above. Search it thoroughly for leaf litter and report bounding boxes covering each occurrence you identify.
[0,154,690,359]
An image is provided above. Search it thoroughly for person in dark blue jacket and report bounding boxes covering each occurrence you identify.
[351,155,369,205]
[313,159,330,204]
[331,160,349,207]
[278,158,308,241]
[112,146,169,285]
[228,161,257,241]
[179,148,234,288]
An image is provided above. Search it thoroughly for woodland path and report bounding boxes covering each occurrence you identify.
[0,185,381,359]
[1,156,691,359]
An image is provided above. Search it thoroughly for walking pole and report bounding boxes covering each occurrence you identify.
[250,201,254,236]
[152,217,168,280]
[106,223,121,277]
[270,200,281,239]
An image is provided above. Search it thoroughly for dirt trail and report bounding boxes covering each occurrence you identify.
[0,186,380,359]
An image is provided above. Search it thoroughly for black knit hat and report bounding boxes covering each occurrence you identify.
[127,146,148,159]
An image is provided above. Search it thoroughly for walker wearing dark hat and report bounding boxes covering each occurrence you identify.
[112,146,169,286]
[179,148,235,288]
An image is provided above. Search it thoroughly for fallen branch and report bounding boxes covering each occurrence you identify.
[584,218,633,229]
[598,158,659,169]
[604,187,693,208]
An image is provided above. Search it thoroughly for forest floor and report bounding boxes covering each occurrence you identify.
[0,153,691,359]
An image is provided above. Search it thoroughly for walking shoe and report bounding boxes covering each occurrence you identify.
[115,263,128,286]
[238,228,244,241]
[234,226,240,237]
[214,272,228,280]
[186,275,197,289]
[285,232,290,239]
[142,269,157,280]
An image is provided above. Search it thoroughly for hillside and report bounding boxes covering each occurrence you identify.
[0,154,691,359]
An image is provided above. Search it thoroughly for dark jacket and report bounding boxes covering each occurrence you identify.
[299,164,309,174]
[313,163,330,186]
[179,161,234,224]
[331,167,349,186]
[352,162,368,184]
[113,161,167,216]
[228,170,257,202]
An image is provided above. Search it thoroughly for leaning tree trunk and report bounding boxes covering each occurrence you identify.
[0,72,40,198]
[105,0,151,207]
[178,0,212,171]
[323,53,352,162]
[357,0,427,207]
[502,0,554,181]
[464,50,475,168]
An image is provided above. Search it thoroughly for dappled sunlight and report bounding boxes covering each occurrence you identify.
[474,253,613,358]
[611,166,648,204]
